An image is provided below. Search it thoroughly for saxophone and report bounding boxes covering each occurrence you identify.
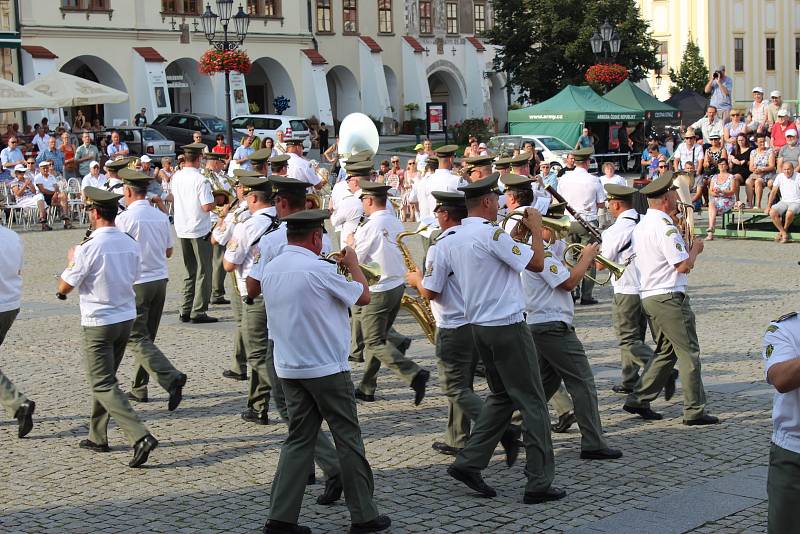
[396,226,437,344]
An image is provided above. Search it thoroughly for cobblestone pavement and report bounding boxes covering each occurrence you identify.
[0,224,790,533]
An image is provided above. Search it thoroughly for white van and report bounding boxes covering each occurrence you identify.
[488,134,598,173]
[231,115,312,155]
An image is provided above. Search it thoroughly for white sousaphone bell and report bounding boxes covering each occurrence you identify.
[337,112,380,160]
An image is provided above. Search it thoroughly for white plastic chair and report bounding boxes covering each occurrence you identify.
[66,177,85,225]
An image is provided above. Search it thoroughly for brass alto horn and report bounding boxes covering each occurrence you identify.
[326,251,382,286]
[562,244,631,286]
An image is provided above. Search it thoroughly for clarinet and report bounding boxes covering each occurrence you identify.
[545,184,603,243]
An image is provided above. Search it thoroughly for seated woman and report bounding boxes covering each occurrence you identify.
[706,159,737,240]
[747,134,775,209]
[729,132,752,203]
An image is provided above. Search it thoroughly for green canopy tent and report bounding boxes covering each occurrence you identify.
[508,85,644,146]
[603,80,680,121]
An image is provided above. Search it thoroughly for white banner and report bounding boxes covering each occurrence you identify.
[229,71,249,117]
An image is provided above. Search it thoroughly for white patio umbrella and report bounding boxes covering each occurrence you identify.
[25,71,128,108]
[0,76,59,112]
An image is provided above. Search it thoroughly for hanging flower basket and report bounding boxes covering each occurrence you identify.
[585,64,628,88]
[199,49,252,75]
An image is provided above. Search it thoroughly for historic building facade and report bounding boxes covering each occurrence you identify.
[15,0,507,132]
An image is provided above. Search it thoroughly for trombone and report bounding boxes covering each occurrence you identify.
[562,243,632,285]
[326,251,382,285]
[675,201,694,247]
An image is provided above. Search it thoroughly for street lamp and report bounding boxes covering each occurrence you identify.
[590,19,621,64]
[200,1,249,152]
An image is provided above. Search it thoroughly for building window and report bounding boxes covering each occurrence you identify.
[734,37,744,72]
[63,0,109,9]
[62,0,80,7]
[419,0,433,34]
[766,37,776,71]
[246,1,279,17]
[89,0,108,8]
[378,0,392,34]
[343,0,358,33]
[446,2,459,34]
[182,0,199,15]
[795,37,800,69]
[264,0,278,16]
[316,0,332,32]
[161,0,177,13]
[473,2,485,34]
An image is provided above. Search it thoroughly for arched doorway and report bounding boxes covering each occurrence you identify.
[488,72,508,132]
[384,65,400,122]
[427,66,466,124]
[60,55,128,127]
[326,65,360,126]
[246,57,297,115]
[165,58,214,115]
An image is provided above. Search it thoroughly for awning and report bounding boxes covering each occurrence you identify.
[0,77,59,112]
[25,70,129,108]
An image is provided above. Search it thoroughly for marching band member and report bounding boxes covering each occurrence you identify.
[286,138,322,189]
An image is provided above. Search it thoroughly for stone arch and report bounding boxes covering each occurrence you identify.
[326,65,361,125]
[165,58,214,115]
[488,71,508,131]
[247,57,297,115]
[426,61,467,124]
[383,65,400,121]
[60,55,129,126]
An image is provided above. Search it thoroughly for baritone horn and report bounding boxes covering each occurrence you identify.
[326,251,382,286]
[562,243,630,286]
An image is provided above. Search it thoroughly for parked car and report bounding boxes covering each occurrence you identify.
[150,113,244,150]
[104,127,175,161]
[488,134,597,173]
[231,114,312,155]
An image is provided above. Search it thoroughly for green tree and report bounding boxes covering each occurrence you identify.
[486,0,660,103]
[667,38,709,95]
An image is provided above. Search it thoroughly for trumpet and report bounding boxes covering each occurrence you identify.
[326,251,382,286]
[562,243,631,285]
[396,226,437,345]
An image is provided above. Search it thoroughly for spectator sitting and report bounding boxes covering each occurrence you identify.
[771,110,793,152]
[599,161,625,186]
[673,128,705,175]
[777,129,800,175]
[690,106,724,148]
[766,161,800,243]
[748,87,769,134]
[724,109,749,153]
[462,136,480,158]
[747,134,776,209]
[33,161,71,229]
[9,164,50,230]
[706,159,737,240]
[536,161,559,190]
[650,154,668,181]
[705,66,733,122]
[81,160,107,191]
[767,90,792,128]
[31,124,50,153]
[680,160,705,212]
[1,135,25,182]
[730,132,753,202]
[703,133,728,203]
[35,136,64,176]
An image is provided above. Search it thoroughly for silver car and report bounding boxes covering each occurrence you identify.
[109,127,176,160]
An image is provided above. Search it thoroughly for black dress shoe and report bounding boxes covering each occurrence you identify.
[447,465,497,497]
[211,297,231,305]
[664,369,679,401]
[623,404,663,420]
[580,447,623,460]
[241,408,269,425]
[178,313,190,323]
[354,389,375,402]
[263,520,311,534]
[127,391,148,403]
[316,475,343,505]
[79,439,110,452]
[307,473,316,485]
[683,414,720,426]
[611,384,634,394]
[500,426,521,467]
[523,486,567,504]
[350,514,391,533]
[580,298,599,305]
[190,314,218,324]
[14,400,35,438]
[432,441,463,456]
[168,374,187,412]
[551,412,577,433]
[130,434,158,468]
[411,369,430,406]
[222,369,247,380]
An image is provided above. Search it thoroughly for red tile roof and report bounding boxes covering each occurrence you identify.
[403,35,425,54]
[21,45,57,59]
[360,36,382,53]
[466,36,486,52]
[301,49,328,65]
[133,47,166,62]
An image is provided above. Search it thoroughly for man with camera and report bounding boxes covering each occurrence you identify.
[704,66,733,123]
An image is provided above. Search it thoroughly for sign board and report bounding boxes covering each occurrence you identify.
[229,72,250,117]
[426,102,447,135]
[145,65,171,117]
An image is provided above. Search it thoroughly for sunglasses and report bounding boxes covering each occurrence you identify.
[658,164,667,168]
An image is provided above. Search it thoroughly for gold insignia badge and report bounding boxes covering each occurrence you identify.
[675,243,683,251]
[227,240,238,251]
[765,344,774,358]
[766,325,779,333]
[512,245,521,255]
[425,265,433,277]
[493,228,503,241]
[253,251,261,264]
[66,261,75,270]
[549,264,558,274]
[666,228,677,237]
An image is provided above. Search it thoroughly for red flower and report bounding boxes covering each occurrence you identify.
[585,64,628,87]
[199,49,252,75]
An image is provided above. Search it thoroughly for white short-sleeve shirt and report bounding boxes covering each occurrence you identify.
[674,142,704,168]
[81,172,108,191]
[633,208,689,298]
[522,241,573,325]
[59,226,140,326]
[433,217,533,326]
[115,199,174,284]
[0,226,23,313]
[224,208,278,295]
[34,173,58,193]
[287,152,321,187]
[330,189,363,236]
[772,172,800,203]
[763,312,800,454]
[353,209,406,293]
[212,202,250,246]
[600,174,627,187]
[262,245,363,379]
[421,227,467,329]
[556,167,605,221]
[248,221,332,284]
[600,209,641,295]
[171,166,214,238]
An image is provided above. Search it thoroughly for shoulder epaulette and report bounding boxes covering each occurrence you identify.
[357,214,367,227]
[776,312,797,323]
[483,220,498,226]
[433,228,455,244]
[79,236,93,245]
[124,232,136,240]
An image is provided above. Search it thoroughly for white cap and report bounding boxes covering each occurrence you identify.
[786,129,797,137]
[89,160,100,168]
[752,86,764,93]
[139,154,151,163]
[771,90,782,98]
[478,142,487,148]
[13,164,26,173]
[38,161,50,168]
[778,109,789,117]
